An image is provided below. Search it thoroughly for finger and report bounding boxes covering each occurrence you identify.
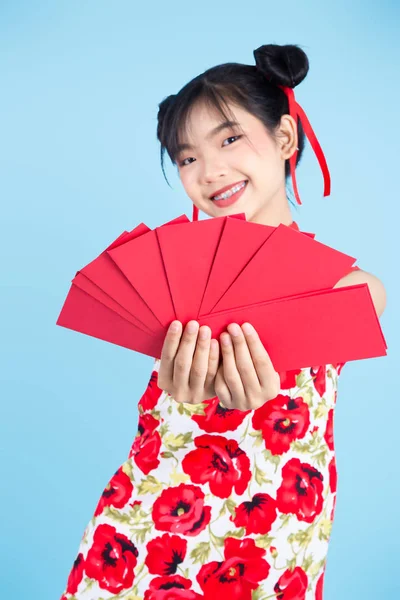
[173,320,199,388]
[159,320,183,389]
[204,338,220,393]
[220,332,245,405]
[189,326,211,394]
[227,323,261,396]
[241,322,280,390]
[214,364,232,408]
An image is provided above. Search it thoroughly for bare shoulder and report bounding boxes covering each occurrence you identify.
[333,269,387,317]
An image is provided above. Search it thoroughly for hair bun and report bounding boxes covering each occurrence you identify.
[253,44,309,88]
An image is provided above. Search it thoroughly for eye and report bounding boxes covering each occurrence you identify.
[222,135,242,146]
[179,156,195,167]
[179,135,243,167]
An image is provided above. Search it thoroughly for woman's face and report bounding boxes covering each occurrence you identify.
[175,100,297,224]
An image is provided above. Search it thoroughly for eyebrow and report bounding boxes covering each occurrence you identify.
[175,120,240,155]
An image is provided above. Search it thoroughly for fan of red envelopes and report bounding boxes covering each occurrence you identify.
[56,213,387,372]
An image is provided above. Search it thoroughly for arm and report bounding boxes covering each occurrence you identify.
[333,269,387,318]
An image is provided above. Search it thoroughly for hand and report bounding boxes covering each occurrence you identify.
[158,320,220,404]
[214,322,280,411]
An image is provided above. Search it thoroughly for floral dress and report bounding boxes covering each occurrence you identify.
[59,356,347,600]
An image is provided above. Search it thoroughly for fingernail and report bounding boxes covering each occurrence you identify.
[199,326,210,340]
[169,321,180,332]
[228,323,241,337]
[242,323,254,335]
[221,333,231,346]
[187,321,199,334]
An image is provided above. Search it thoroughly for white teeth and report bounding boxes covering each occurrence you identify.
[213,181,246,201]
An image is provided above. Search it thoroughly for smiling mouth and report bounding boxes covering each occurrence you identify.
[211,180,248,201]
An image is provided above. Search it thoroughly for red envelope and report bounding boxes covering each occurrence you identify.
[76,222,164,332]
[199,283,387,371]
[199,218,276,315]
[57,284,163,357]
[199,220,317,316]
[73,272,153,334]
[57,214,387,371]
[213,224,356,312]
[156,214,246,323]
[107,215,189,328]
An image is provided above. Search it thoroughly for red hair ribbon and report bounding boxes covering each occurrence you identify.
[192,85,331,220]
[278,85,331,206]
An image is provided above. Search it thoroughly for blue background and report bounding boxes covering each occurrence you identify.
[1,1,399,598]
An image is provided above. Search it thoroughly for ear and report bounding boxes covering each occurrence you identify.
[278,114,298,160]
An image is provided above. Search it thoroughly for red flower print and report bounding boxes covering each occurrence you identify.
[152,483,211,537]
[138,370,163,412]
[129,413,161,474]
[310,365,326,398]
[197,537,270,600]
[66,552,85,594]
[145,533,187,575]
[324,409,334,451]
[329,456,337,493]
[274,566,308,599]
[276,458,324,523]
[230,493,277,535]
[330,494,337,521]
[85,523,138,594]
[252,395,310,455]
[279,368,302,390]
[144,574,204,599]
[332,362,345,375]
[191,398,250,433]
[94,466,134,516]
[316,572,324,600]
[182,434,251,498]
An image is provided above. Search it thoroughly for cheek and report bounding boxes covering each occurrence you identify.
[179,169,196,196]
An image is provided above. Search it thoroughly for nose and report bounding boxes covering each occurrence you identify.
[199,155,228,185]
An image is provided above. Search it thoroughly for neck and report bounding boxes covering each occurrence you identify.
[248,187,294,227]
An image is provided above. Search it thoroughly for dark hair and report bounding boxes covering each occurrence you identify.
[156,44,309,207]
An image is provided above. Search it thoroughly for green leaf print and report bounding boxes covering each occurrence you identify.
[190,541,211,564]
[262,449,281,471]
[160,451,175,459]
[254,462,273,486]
[224,527,246,538]
[318,518,332,541]
[299,387,314,407]
[163,431,193,451]
[286,557,297,572]
[131,523,153,545]
[159,422,170,437]
[314,448,328,468]
[308,558,326,579]
[291,440,311,453]
[225,497,237,516]
[181,402,207,416]
[295,371,310,389]
[103,506,132,524]
[249,429,264,447]
[313,397,329,420]
[255,534,274,549]
[121,460,134,480]
[293,526,313,547]
[278,514,291,529]
[302,554,314,572]
[137,475,163,495]
[251,586,266,600]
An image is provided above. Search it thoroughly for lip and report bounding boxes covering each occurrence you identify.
[212,181,248,209]
[209,180,248,199]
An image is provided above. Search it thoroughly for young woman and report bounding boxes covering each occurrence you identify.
[60,44,386,600]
